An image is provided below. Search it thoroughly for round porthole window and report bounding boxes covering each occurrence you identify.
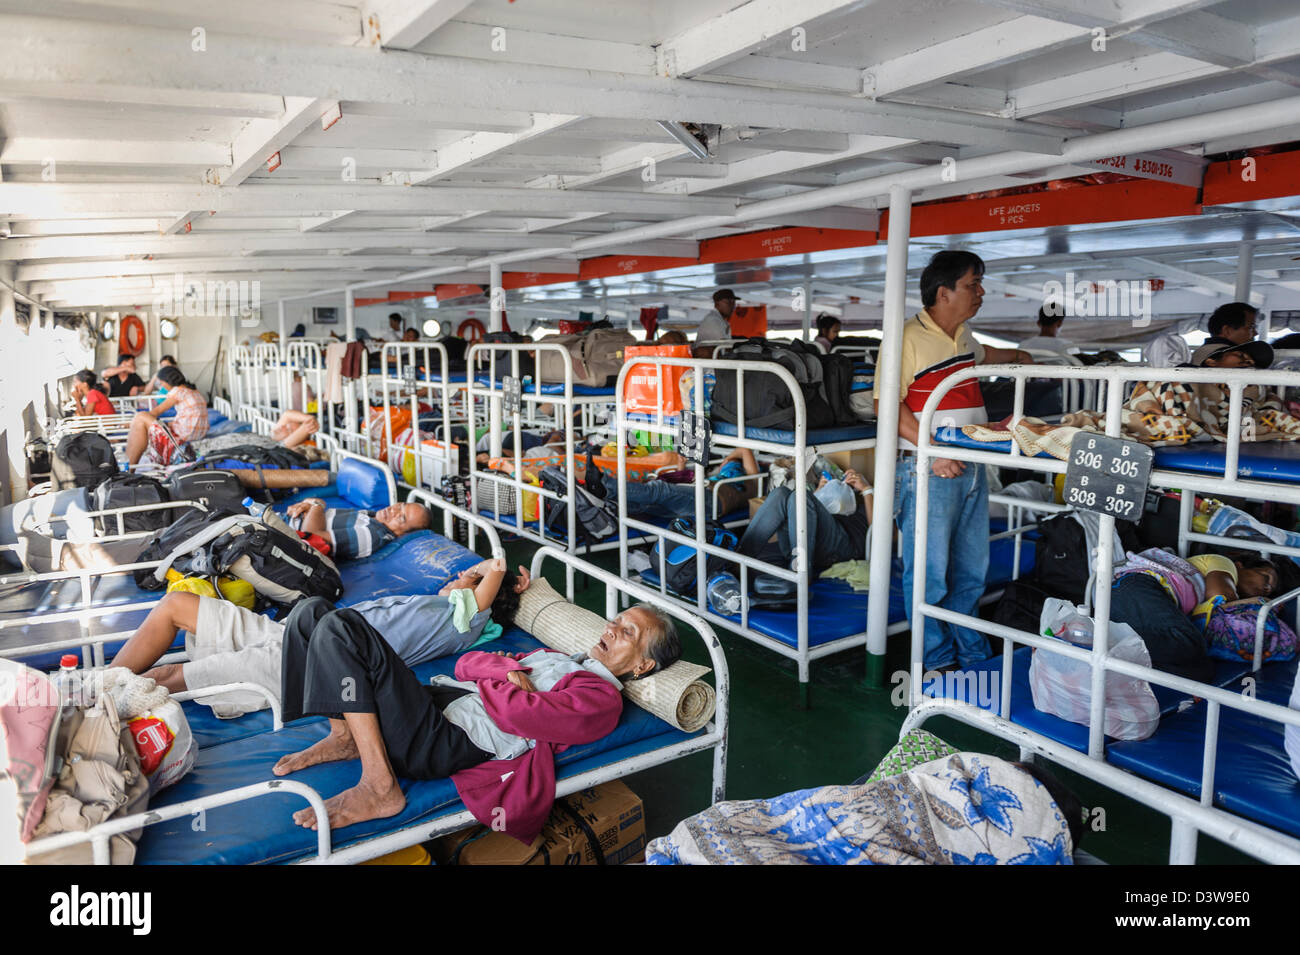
[422,318,442,338]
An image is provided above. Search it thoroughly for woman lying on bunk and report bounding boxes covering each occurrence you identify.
[1110,547,1278,683]
[592,447,760,521]
[474,428,567,467]
[285,498,431,560]
[125,366,210,467]
[271,592,681,837]
[736,468,873,574]
[69,369,115,416]
[108,558,530,719]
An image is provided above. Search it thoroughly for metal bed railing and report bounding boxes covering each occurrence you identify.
[379,341,458,492]
[613,354,877,697]
[910,361,1300,863]
[15,542,729,866]
[464,342,622,578]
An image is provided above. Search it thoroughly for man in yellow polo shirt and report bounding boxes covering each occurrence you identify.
[875,250,1031,670]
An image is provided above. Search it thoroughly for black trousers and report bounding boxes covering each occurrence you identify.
[279,597,492,779]
[1109,575,1214,684]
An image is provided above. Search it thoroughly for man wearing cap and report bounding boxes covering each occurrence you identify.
[694,289,737,357]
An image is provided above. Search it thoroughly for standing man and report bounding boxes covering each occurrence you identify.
[387,312,406,339]
[1018,305,1072,357]
[874,250,1032,671]
[694,288,737,356]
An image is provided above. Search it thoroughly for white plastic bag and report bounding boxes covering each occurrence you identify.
[1029,599,1160,741]
[101,669,196,794]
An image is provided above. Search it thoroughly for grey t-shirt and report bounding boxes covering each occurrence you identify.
[353,593,491,666]
[695,310,731,346]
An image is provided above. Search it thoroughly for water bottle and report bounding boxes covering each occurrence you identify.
[242,496,270,520]
[56,654,82,714]
[707,573,742,616]
[1060,612,1094,647]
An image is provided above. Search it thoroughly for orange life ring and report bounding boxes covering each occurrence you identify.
[120,314,146,357]
[457,318,486,343]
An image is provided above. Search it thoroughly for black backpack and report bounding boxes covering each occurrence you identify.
[646,517,738,597]
[167,467,248,513]
[816,351,857,426]
[1032,511,1139,603]
[537,466,617,550]
[199,444,307,470]
[710,338,834,431]
[134,506,343,607]
[51,433,118,490]
[93,473,171,536]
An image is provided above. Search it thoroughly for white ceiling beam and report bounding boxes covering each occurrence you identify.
[18,255,470,282]
[0,0,363,44]
[0,17,1066,153]
[750,207,881,231]
[413,21,657,74]
[0,137,231,167]
[710,55,863,94]
[0,183,740,219]
[868,17,1089,100]
[1009,52,1225,117]
[410,115,584,184]
[277,146,440,172]
[317,101,536,132]
[7,217,170,236]
[1074,148,1205,188]
[0,85,287,118]
[1122,255,1263,303]
[729,131,854,154]
[208,97,334,187]
[364,0,476,50]
[299,211,363,232]
[162,211,207,235]
[656,0,869,78]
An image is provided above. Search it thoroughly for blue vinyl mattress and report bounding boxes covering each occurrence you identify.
[639,532,1033,650]
[936,426,1300,483]
[712,420,877,445]
[137,625,697,864]
[1106,658,1299,837]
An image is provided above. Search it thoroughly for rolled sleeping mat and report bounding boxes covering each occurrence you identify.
[512,578,716,733]
[230,468,332,490]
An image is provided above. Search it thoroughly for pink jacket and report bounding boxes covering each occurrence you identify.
[450,651,624,843]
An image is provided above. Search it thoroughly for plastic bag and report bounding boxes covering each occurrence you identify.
[1029,598,1160,741]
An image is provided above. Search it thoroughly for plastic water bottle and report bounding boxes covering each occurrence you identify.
[707,573,742,616]
[242,496,269,520]
[56,654,82,714]
[1060,612,1094,647]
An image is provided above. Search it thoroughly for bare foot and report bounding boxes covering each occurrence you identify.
[293,778,406,830]
[273,727,358,776]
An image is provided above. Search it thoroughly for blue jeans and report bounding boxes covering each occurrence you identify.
[896,457,991,669]
[738,485,854,572]
[616,480,696,521]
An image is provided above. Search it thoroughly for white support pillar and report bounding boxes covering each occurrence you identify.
[802,278,813,341]
[488,262,503,457]
[865,184,912,686]
[344,289,355,341]
[489,262,503,334]
[278,300,288,414]
[1236,242,1266,337]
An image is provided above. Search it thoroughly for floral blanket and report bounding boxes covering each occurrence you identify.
[646,752,1075,865]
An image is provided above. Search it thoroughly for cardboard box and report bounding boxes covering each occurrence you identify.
[429,780,646,866]
[749,495,766,519]
[826,448,876,482]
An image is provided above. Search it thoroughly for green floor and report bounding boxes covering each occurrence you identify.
[506,538,1258,865]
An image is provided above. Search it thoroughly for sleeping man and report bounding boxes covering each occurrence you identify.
[108,557,529,719]
[271,599,681,839]
[285,498,431,560]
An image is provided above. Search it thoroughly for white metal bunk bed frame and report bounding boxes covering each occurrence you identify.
[613,354,878,696]
[378,341,461,492]
[465,342,622,567]
[906,361,1300,864]
[17,539,731,866]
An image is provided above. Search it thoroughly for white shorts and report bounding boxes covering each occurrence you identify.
[182,599,286,719]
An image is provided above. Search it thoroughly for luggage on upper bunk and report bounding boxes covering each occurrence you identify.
[536,328,635,387]
[92,473,171,535]
[710,338,834,431]
[133,506,343,606]
[51,432,118,490]
[815,349,858,426]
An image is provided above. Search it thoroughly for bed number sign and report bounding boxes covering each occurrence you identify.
[1063,433,1153,521]
[402,363,417,387]
[502,375,522,415]
[679,412,711,466]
